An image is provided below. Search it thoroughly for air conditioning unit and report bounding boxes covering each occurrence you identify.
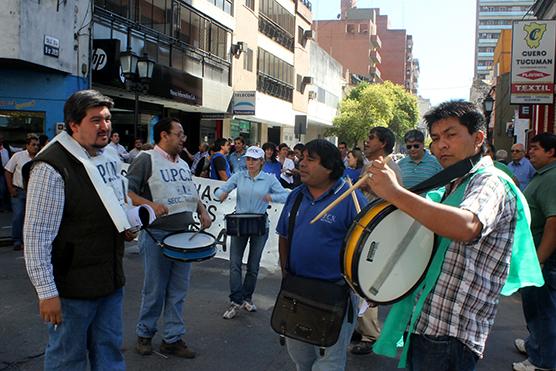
[308,91,317,100]
[302,76,314,85]
[303,30,314,40]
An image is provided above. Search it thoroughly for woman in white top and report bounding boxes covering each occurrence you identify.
[277,143,295,189]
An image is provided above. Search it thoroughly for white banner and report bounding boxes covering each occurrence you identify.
[192,176,285,271]
[511,20,556,104]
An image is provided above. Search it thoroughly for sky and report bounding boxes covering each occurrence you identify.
[312,0,477,105]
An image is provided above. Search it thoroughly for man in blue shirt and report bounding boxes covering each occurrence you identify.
[397,129,443,189]
[228,136,247,174]
[508,143,536,191]
[210,138,231,180]
[276,139,367,370]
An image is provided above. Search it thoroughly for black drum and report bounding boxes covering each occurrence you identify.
[225,213,267,236]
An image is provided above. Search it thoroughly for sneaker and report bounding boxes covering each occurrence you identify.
[135,336,152,355]
[160,339,196,359]
[222,302,241,319]
[242,300,257,312]
[514,338,528,355]
[512,359,553,371]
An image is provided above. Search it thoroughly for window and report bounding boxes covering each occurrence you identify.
[138,0,153,28]
[359,23,369,34]
[171,48,184,70]
[0,111,45,147]
[152,0,168,34]
[259,0,295,36]
[346,24,356,33]
[177,6,192,44]
[246,0,254,10]
[243,48,253,71]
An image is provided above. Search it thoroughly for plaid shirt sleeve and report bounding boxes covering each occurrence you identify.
[23,162,65,300]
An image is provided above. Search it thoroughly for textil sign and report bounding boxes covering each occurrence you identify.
[511,20,556,104]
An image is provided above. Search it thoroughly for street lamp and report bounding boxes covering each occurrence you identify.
[482,95,494,139]
[119,47,155,140]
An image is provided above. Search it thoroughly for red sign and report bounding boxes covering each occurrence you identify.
[517,70,551,80]
[511,83,554,93]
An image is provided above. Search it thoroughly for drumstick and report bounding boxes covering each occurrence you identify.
[309,155,391,224]
[345,178,361,213]
[188,228,204,241]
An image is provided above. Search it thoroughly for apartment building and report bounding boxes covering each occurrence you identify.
[474,0,535,81]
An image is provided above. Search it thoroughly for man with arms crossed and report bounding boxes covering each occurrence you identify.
[24,90,136,370]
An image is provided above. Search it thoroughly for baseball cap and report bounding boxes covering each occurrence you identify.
[243,146,264,159]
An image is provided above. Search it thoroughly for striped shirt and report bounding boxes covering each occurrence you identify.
[414,159,517,357]
[23,162,65,300]
[397,151,443,189]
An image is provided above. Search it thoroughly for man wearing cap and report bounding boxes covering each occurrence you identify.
[216,146,288,319]
[398,129,443,189]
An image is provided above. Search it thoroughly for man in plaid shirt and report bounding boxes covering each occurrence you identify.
[367,101,519,370]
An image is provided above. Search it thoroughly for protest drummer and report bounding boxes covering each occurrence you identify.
[276,139,367,370]
[126,117,211,359]
[215,146,288,319]
[23,90,137,370]
[367,101,540,370]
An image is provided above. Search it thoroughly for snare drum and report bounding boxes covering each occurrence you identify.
[161,231,218,262]
[225,213,267,236]
[341,200,435,304]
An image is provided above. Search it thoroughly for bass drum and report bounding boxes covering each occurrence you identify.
[342,200,435,304]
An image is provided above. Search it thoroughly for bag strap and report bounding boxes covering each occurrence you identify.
[286,191,304,272]
[408,152,482,194]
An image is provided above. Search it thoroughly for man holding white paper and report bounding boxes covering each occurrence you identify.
[126,117,211,359]
[24,90,137,371]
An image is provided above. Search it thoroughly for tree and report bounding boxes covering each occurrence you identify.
[326,81,419,147]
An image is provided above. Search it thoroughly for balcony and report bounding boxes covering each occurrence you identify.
[370,49,381,64]
[257,73,293,102]
[369,66,382,82]
[259,15,294,51]
[370,34,382,49]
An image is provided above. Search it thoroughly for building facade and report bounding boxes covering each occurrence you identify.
[474,0,535,82]
[0,0,90,145]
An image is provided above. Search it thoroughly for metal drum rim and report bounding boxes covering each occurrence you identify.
[162,231,216,252]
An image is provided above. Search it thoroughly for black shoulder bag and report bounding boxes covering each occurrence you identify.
[271,192,351,352]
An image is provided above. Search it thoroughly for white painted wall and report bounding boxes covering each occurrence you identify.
[0,0,91,76]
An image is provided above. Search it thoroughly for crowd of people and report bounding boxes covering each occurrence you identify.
[8,89,554,371]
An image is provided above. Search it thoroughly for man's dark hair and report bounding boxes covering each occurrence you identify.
[213,138,228,152]
[305,139,345,180]
[278,143,289,151]
[26,133,39,144]
[293,143,305,152]
[338,141,347,148]
[486,141,496,153]
[153,117,180,144]
[262,142,278,163]
[370,127,396,155]
[111,132,119,139]
[64,90,114,135]
[531,132,556,157]
[424,101,485,135]
[234,136,245,144]
[403,129,425,143]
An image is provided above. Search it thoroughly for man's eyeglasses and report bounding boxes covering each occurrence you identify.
[511,149,522,153]
[406,144,421,150]
[169,132,186,139]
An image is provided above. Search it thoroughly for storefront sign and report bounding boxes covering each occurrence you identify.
[233,91,256,115]
[149,65,202,106]
[44,35,59,58]
[511,21,556,104]
[92,39,124,86]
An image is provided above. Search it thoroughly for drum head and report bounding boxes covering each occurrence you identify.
[226,213,265,219]
[345,204,435,304]
[163,231,216,252]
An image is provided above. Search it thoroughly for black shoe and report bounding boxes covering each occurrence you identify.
[136,336,152,355]
[350,340,374,355]
[160,339,196,359]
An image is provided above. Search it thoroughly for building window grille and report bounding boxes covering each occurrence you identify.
[245,0,254,10]
[258,16,294,51]
[243,48,254,71]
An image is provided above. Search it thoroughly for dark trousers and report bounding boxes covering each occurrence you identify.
[407,334,478,371]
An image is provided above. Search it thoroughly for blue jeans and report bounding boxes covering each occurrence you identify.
[136,229,191,343]
[285,294,357,371]
[11,188,25,246]
[229,230,269,304]
[407,334,478,371]
[521,266,556,369]
[44,288,124,371]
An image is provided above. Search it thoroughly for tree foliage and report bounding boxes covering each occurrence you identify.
[326,81,419,147]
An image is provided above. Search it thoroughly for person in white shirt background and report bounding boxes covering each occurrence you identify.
[277,143,295,189]
[4,133,39,250]
[108,132,130,162]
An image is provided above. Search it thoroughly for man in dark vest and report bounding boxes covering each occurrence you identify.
[24,90,136,371]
